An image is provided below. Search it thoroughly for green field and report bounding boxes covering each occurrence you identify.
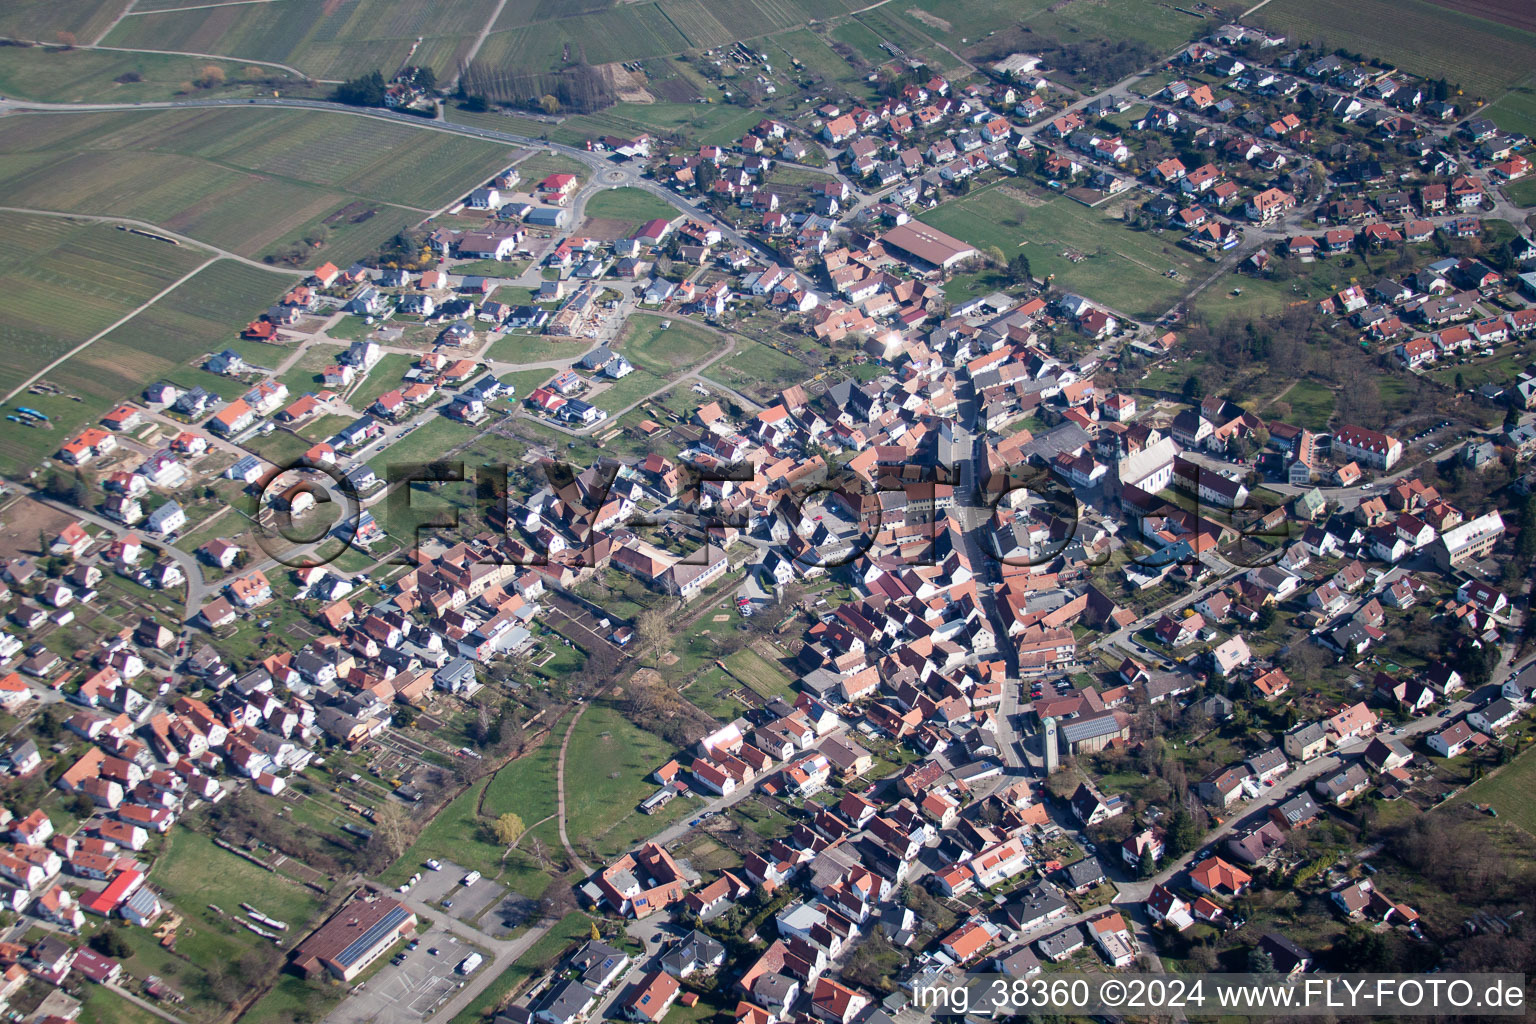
[366,412,484,479]
[1506,176,1536,209]
[723,646,797,701]
[0,211,211,398]
[701,337,811,402]
[563,703,692,861]
[1251,0,1536,101]
[488,333,585,365]
[0,45,316,103]
[590,368,667,414]
[1280,379,1337,431]
[619,314,723,376]
[1449,743,1536,836]
[0,0,127,45]
[0,106,512,264]
[920,184,1204,319]
[48,258,294,404]
[151,830,325,942]
[582,187,678,227]
[102,0,503,80]
[349,352,417,409]
[1485,74,1536,138]
[79,984,173,1024]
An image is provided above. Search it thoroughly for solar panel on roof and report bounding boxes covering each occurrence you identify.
[335,905,411,966]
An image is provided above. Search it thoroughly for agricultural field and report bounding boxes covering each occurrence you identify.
[920,185,1205,320]
[0,45,316,104]
[581,187,677,228]
[575,103,765,147]
[619,314,724,376]
[478,0,868,75]
[0,211,211,399]
[44,259,295,409]
[772,27,865,87]
[1251,0,1536,101]
[0,107,511,265]
[476,5,688,74]
[101,0,504,80]
[0,0,127,46]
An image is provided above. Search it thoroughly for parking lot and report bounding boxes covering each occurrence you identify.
[324,921,480,1024]
[405,860,507,926]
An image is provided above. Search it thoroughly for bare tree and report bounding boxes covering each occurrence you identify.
[369,802,411,865]
[636,608,669,667]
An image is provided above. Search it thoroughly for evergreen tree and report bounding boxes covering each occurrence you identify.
[334,70,387,107]
[1247,948,1277,974]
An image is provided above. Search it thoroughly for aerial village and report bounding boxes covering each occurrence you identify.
[0,15,1533,1024]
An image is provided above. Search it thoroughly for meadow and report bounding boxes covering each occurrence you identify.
[0,211,210,398]
[1484,74,1536,140]
[1449,743,1536,838]
[701,336,812,402]
[920,184,1205,320]
[619,314,723,376]
[1250,0,1536,101]
[101,0,504,81]
[563,702,693,862]
[0,107,511,264]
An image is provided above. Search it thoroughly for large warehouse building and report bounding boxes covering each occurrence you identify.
[879,221,978,271]
[292,894,417,981]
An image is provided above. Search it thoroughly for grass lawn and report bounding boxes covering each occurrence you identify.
[582,187,678,227]
[1425,345,1535,390]
[366,412,485,479]
[238,972,343,1024]
[619,314,723,376]
[78,983,175,1024]
[684,665,749,722]
[722,646,797,701]
[701,338,811,402]
[452,258,525,278]
[488,333,587,366]
[1447,741,1536,836]
[1281,379,1337,431]
[920,184,1205,319]
[499,369,556,401]
[349,352,416,409]
[563,703,694,862]
[589,369,667,414]
[143,830,326,1016]
[1504,173,1536,209]
[513,151,588,185]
